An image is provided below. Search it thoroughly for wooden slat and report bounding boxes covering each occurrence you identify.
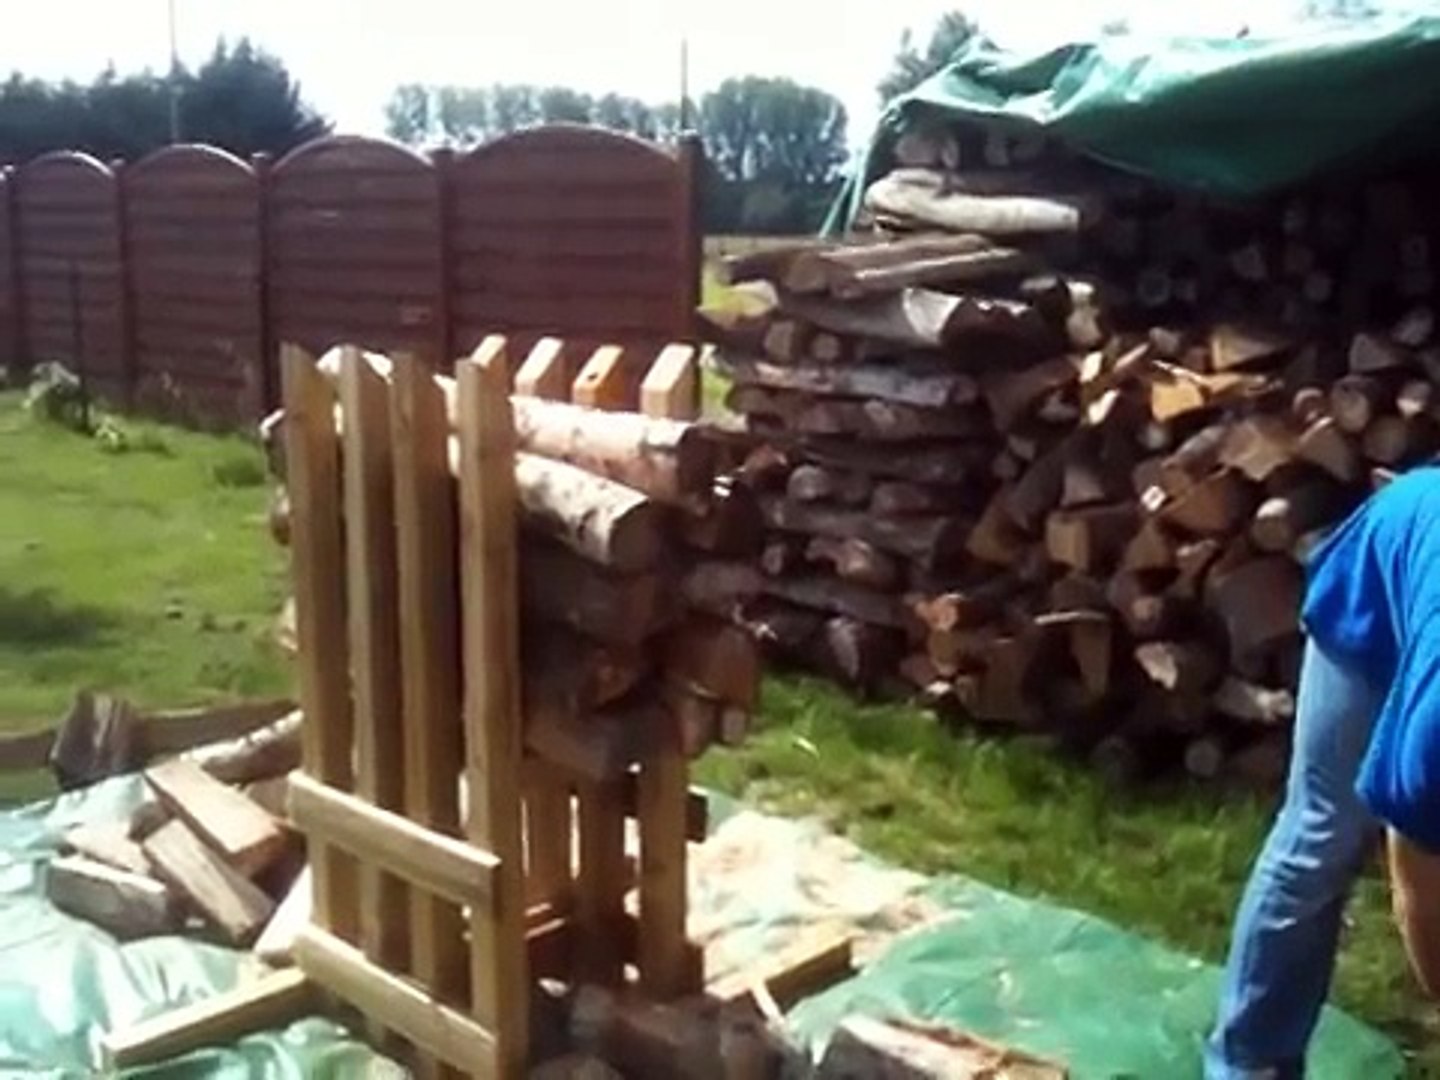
[288,773,497,907]
[571,345,628,410]
[391,351,468,1007]
[514,337,569,400]
[639,344,698,422]
[100,969,314,1070]
[456,335,530,1073]
[576,779,629,984]
[635,372,698,999]
[281,343,358,940]
[340,345,410,974]
[295,926,499,1076]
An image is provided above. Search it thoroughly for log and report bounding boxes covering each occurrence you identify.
[759,497,969,568]
[1210,323,1293,371]
[719,238,837,286]
[818,1016,1067,1080]
[1349,332,1411,374]
[715,355,979,408]
[762,319,812,362]
[144,760,288,878]
[1171,538,1223,601]
[1219,415,1298,483]
[513,453,664,573]
[47,855,179,940]
[782,233,1037,296]
[910,581,1013,633]
[739,600,824,656]
[765,575,909,630]
[49,691,140,790]
[523,542,674,646]
[1292,386,1328,425]
[1108,572,1185,639]
[954,635,1040,725]
[1135,641,1223,695]
[731,385,990,442]
[1208,556,1303,662]
[797,440,991,485]
[980,356,1079,430]
[782,289,1050,352]
[864,171,1092,235]
[526,695,668,782]
[1185,737,1227,781]
[871,481,965,517]
[1250,483,1345,553]
[1005,441,1069,531]
[1363,414,1438,466]
[525,629,649,716]
[1159,425,1229,496]
[1045,503,1138,573]
[786,464,872,507]
[805,536,903,591]
[815,617,904,687]
[143,819,275,945]
[967,489,1029,566]
[255,865,313,965]
[1213,677,1295,725]
[679,561,764,619]
[1296,417,1363,482]
[1397,378,1434,419]
[760,536,808,576]
[678,476,763,557]
[1330,374,1392,434]
[63,823,154,877]
[663,617,761,711]
[1069,614,1114,700]
[182,709,302,786]
[1161,470,1260,536]
[1122,520,1177,572]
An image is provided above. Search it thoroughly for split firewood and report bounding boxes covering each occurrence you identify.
[1004,441,1069,531]
[142,820,275,945]
[1161,470,1260,537]
[49,691,140,791]
[731,385,990,442]
[1219,415,1298,482]
[680,561,765,620]
[678,476,764,557]
[762,318,813,362]
[786,235,1043,298]
[910,580,1014,632]
[738,600,824,656]
[525,630,649,717]
[715,355,979,408]
[1209,323,1293,371]
[1250,482,1346,553]
[1045,503,1139,573]
[760,536,808,576]
[817,1015,1067,1080]
[1208,556,1303,662]
[522,541,675,646]
[1122,520,1177,572]
[1349,331,1411,374]
[926,626,999,677]
[718,238,837,286]
[968,488,1029,566]
[785,464,873,506]
[1330,374,1393,434]
[1362,413,1438,466]
[979,356,1079,430]
[805,536,903,591]
[797,440,992,486]
[1213,677,1296,725]
[1135,641,1223,696]
[1296,417,1363,482]
[663,617,762,711]
[180,709,302,787]
[1397,378,1434,419]
[62,823,154,878]
[870,481,965,517]
[763,575,910,630]
[144,760,289,878]
[782,288,1049,352]
[47,855,179,940]
[759,497,969,568]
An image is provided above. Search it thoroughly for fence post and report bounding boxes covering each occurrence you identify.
[675,134,704,417]
[0,167,23,374]
[431,147,455,371]
[110,158,137,408]
[251,152,276,413]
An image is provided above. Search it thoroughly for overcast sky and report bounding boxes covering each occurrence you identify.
[0,1,1347,145]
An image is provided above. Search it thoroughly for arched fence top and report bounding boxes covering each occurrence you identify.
[454,123,682,185]
[17,150,115,184]
[127,143,256,181]
[271,134,434,178]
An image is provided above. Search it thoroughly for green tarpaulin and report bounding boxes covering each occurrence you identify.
[833,14,1440,230]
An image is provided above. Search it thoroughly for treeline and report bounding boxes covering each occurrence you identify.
[0,39,327,165]
[385,78,850,234]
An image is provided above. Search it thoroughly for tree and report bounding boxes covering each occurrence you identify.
[0,38,328,164]
[384,83,432,144]
[877,11,982,105]
[536,86,593,125]
[180,39,329,158]
[1302,0,1379,16]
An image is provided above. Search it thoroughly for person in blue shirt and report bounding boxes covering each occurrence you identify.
[1206,465,1440,1079]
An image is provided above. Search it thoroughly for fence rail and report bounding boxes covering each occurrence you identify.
[0,127,701,426]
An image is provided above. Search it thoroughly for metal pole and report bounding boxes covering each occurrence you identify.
[167,0,182,143]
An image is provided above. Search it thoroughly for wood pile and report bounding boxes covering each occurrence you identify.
[263,346,764,785]
[44,707,306,947]
[702,122,1440,783]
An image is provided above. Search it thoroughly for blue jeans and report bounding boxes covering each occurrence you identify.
[1205,639,1384,1080]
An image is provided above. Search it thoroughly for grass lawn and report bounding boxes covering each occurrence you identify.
[0,390,1434,1073]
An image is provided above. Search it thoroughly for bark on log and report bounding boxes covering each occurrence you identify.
[730,385,991,442]
[814,618,905,688]
[980,356,1079,430]
[760,496,969,569]
[678,476,763,557]
[1214,677,1296,725]
[1160,470,1260,536]
[1330,374,1392,434]
[1296,417,1363,482]
[715,355,979,408]
[181,710,302,786]
[513,453,664,573]
[786,464,873,507]
[1208,556,1303,662]
[870,481,966,517]
[680,561,765,619]
[864,171,1093,235]
[805,536,903,591]
[739,600,824,656]
[524,629,649,718]
[1250,483,1346,553]
[795,440,992,485]
[1363,414,1438,466]
[663,617,762,711]
[782,289,1051,352]
[760,536,808,577]
[522,541,674,646]
[1045,503,1139,573]
[763,574,910,630]
[1135,641,1223,696]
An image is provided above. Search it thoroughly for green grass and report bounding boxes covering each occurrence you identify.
[0,389,1435,1073]
[0,391,289,734]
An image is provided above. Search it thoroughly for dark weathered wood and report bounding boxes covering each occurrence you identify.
[1161,470,1260,536]
[805,536,903,591]
[740,600,825,656]
[1250,483,1345,553]
[716,355,978,408]
[1296,417,1363,482]
[49,691,140,790]
[731,385,990,442]
[871,481,964,517]
[525,628,649,717]
[782,233,1038,297]
[814,617,905,687]
[760,496,968,568]
[678,476,763,557]
[1219,415,1297,482]
[1330,374,1392,434]
[521,541,673,646]
[663,617,761,711]
[796,439,991,485]
[760,535,808,577]
[679,560,764,619]
[764,574,909,630]
[1214,677,1295,725]
[1363,413,1438,466]
[783,288,1049,351]
[1208,556,1303,662]
[1349,331,1411,374]
[1135,641,1222,696]
[967,488,1029,566]
[980,356,1078,430]
[786,464,873,506]
[1122,520,1177,572]
[1045,503,1138,573]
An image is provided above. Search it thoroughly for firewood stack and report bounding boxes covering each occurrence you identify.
[262,345,764,778]
[700,119,1440,784]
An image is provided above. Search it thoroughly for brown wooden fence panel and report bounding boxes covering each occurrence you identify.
[126,146,263,426]
[450,126,700,402]
[0,168,18,371]
[268,137,443,365]
[13,153,127,400]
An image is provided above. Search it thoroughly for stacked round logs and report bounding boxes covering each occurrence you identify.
[262,347,764,777]
[699,119,1440,785]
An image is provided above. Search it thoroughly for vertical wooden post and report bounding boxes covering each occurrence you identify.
[339,347,410,976]
[636,345,702,998]
[513,337,569,402]
[252,152,276,413]
[391,352,468,1014]
[281,344,359,943]
[250,153,275,416]
[456,335,529,1075]
[0,167,23,374]
[674,134,703,418]
[431,147,456,373]
[569,351,633,984]
[110,159,137,409]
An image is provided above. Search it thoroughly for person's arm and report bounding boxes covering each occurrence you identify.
[1388,828,1440,997]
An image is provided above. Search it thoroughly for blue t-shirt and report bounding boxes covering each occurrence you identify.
[1303,465,1440,851]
